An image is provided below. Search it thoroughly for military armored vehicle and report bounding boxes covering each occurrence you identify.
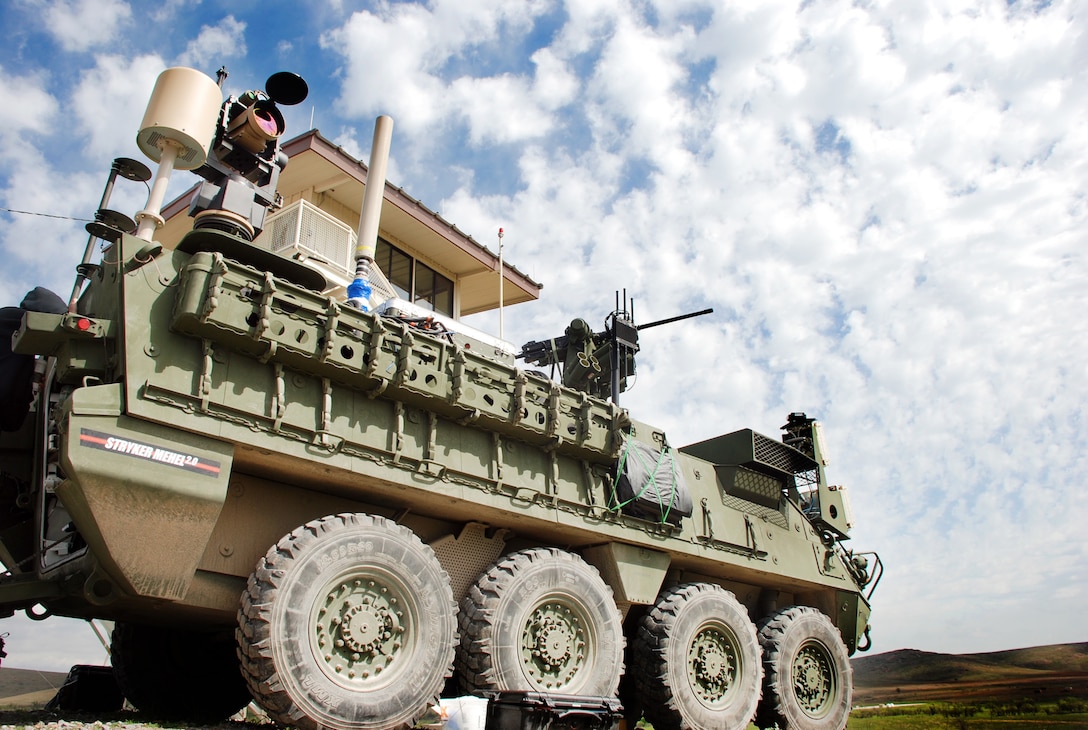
[0,67,880,730]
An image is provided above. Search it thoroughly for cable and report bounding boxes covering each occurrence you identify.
[0,208,92,222]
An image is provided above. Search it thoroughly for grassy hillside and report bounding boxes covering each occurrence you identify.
[853,642,1088,686]
[851,642,1088,706]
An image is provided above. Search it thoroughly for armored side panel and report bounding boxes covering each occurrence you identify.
[0,229,877,730]
[0,69,879,730]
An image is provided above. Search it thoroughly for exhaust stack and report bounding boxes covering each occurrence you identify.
[346,115,394,310]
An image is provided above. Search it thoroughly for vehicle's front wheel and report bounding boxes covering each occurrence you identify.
[111,622,251,722]
[757,606,852,730]
[457,547,624,696]
[633,583,762,730]
[237,513,457,730]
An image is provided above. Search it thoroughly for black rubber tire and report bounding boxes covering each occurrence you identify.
[757,606,852,730]
[633,583,762,730]
[111,622,251,722]
[457,547,624,696]
[237,513,457,730]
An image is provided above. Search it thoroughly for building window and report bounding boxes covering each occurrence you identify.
[375,238,454,316]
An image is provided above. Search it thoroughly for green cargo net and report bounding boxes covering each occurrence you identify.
[609,434,689,524]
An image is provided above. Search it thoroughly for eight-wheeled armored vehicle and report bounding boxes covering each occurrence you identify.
[0,67,880,730]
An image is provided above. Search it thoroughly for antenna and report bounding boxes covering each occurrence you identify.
[498,227,505,340]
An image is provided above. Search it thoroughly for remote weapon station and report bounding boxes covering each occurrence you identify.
[0,68,880,730]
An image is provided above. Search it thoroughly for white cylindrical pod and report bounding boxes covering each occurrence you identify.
[136,67,222,170]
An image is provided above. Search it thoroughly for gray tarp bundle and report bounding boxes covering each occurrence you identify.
[0,287,65,432]
[610,434,693,525]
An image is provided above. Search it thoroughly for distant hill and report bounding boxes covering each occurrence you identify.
[0,667,68,706]
[851,642,1088,705]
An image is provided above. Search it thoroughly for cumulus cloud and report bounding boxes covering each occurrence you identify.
[320,1,571,147]
[379,0,1088,654]
[0,143,100,305]
[174,15,247,69]
[0,67,58,136]
[70,53,167,159]
[43,0,132,52]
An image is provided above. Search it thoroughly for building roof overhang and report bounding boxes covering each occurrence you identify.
[159,129,542,316]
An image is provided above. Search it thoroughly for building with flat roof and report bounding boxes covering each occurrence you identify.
[158,129,540,319]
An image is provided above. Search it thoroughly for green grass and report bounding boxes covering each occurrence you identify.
[624,702,1088,730]
[849,715,1088,729]
[847,699,1088,729]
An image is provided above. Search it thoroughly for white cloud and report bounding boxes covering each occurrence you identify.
[174,15,247,69]
[71,53,167,160]
[1,614,109,672]
[0,67,58,136]
[43,0,132,52]
[320,1,569,148]
[439,0,1088,655]
[0,142,101,302]
[529,48,579,110]
[321,5,447,134]
[149,0,201,25]
[449,74,553,144]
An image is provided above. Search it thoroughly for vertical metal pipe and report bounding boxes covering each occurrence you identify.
[135,140,181,241]
[347,115,394,309]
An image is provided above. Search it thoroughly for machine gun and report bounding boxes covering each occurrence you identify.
[518,291,712,404]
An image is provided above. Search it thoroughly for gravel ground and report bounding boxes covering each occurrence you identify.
[0,709,268,730]
[0,707,449,730]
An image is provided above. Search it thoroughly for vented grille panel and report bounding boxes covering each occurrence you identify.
[716,465,781,509]
[721,492,789,530]
[752,431,815,475]
[680,428,818,479]
[429,523,508,604]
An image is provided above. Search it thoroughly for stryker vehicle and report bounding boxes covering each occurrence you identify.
[0,67,880,730]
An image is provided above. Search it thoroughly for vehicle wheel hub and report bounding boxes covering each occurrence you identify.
[522,602,586,688]
[341,603,388,653]
[793,642,833,714]
[689,627,736,702]
[314,578,407,685]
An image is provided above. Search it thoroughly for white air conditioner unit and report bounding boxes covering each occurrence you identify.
[259,200,398,307]
[265,199,354,271]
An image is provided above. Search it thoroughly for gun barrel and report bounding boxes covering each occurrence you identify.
[636,308,713,331]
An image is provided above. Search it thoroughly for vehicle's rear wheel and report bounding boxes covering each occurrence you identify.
[111,622,251,721]
[757,606,852,730]
[237,513,457,730]
[457,547,624,696]
[633,583,762,730]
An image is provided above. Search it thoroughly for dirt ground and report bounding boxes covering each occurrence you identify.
[853,673,1088,706]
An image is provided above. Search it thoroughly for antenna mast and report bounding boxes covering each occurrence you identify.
[498,228,505,340]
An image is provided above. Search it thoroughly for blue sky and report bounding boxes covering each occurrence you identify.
[1,0,1086,671]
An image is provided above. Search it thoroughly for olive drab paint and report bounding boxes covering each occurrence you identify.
[0,67,880,730]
